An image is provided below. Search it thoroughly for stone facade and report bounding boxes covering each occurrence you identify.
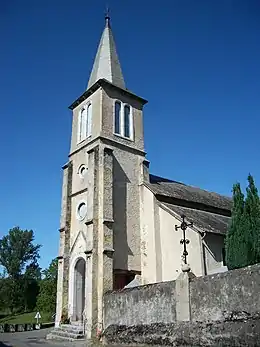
[55,161,72,326]
[56,74,147,339]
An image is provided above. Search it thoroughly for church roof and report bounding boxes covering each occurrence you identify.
[148,174,232,215]
[161,203,230,235]
[68,78,147,110]
[87,15,125,90]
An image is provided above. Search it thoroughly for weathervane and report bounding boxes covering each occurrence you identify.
[175,215,193,265]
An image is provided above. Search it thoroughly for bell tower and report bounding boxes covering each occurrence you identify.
[55,13,148,339]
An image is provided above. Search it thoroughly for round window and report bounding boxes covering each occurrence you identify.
[78,165,87,179]
[77,202,87,220]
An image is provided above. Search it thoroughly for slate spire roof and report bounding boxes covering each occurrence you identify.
[87,13,126,90]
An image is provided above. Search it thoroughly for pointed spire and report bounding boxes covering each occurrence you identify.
[87,11,126,90]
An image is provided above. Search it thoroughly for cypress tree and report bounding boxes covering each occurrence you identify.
[244,174,260,264]
[225,183,248,269]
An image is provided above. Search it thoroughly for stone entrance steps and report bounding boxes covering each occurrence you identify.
[46,323,85,342]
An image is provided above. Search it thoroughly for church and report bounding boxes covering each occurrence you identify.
[54,14,232,339]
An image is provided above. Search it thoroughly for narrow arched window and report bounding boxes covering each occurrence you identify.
[78,103,92,143]
[81,108,87,140]
[86,103,92,137]
[78,112,81,142]
[124,105,131,138]
[114,101,121,135]
[78,109,85,142]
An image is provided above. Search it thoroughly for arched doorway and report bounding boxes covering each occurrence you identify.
[74,258,86,321]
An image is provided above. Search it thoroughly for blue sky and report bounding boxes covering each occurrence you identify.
[0,0,259,270]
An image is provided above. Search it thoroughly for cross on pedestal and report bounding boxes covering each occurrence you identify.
[175,214,193,265]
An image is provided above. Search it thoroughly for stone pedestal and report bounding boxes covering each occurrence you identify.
[175,267,196,322]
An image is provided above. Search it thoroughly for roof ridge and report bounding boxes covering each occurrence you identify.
[149,174,186,185]
[149,173,232,200]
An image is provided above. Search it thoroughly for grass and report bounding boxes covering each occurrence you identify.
[0,311,53,324]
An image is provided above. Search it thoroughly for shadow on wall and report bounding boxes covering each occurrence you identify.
[204,234,224,262]
[203,233,225,275]
[113,157,133,270]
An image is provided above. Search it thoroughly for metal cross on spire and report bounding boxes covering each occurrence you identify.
[175,215,193,265]
[105,5,110,27]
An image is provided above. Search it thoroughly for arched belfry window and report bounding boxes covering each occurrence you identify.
[114,101,133,140]
[78,102,92,143]
[124,105,130,138]
[78,109,84,143]
[114,101,121,135]
[86,103,92,137]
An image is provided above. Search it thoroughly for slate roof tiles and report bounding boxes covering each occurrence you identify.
[148,174,232,235]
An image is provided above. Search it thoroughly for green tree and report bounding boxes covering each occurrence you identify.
[42,258,58,280]
[23,263,41,311]
[37,258,58,314]
[0,277,23,313]
[226,175,260,270]
[0,277,9,312]
[225,183,249,269]
[0,227,41,313]
[244,174,260,264]
[0,227,41,278]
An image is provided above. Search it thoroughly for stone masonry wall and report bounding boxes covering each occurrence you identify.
[103,264,260,346]
[190,263,260,322]
[104,280,176,328]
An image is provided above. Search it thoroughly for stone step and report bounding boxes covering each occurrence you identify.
[59,325,84,334]
[61,323,83,328]
[60,323,83,328]
[46,324,85,342]
[46,333,80,342]
[50,330,84,339]
[56,328,84,336]
[69,321,84,326]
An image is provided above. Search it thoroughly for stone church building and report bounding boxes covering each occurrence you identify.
[55,15,232,338]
